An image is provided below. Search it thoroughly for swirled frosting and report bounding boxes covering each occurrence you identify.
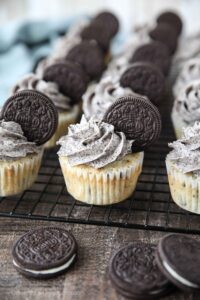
[173,79,200,123]
[0,120,41,160]
[57,115,133,169]
[167,122,200,174]
[173,58,200,98]
[12,73,71,111]
[83,76,135,119]
[101,55,130,82]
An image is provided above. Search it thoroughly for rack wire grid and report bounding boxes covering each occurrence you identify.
[0,112,200,235]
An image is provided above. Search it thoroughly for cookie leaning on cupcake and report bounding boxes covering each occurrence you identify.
[0,90,58,196]
[57,95,161,205]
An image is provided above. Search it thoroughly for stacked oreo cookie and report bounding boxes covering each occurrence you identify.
[109,234,200,299]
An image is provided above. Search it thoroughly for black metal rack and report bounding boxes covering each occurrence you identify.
[0,116,199,234]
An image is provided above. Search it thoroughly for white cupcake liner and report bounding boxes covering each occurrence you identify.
[166,158,200,214]
[59,152,144,205]
[0,151,43,197]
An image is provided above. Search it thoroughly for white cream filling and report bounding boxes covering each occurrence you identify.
[13,254,76,275]
[163,260,199,288]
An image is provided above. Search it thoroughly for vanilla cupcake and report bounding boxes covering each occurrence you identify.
[173,58,200,98]
[166,122,200,214]
[12,73,81,148]
[58,95,161,205]
[57,116,143,205]
[83,76,135,119]
[171,79,200,139]
[0,90,58,196]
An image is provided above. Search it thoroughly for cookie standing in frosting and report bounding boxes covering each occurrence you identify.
[83,76,135,119]
[167,122,200,174]
[12,73,71,111]
[0,120,41,160]
[173,79,200,124]
[57,115,133,169]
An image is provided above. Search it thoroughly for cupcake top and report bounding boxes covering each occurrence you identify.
[0,120,41,160]
[173,58,200,98]
[57,115,133,169]
[12,73,71,111]
[101,55,130,81]
[82,76,135,119]
[167,122,200,174]
[173,79,200,123]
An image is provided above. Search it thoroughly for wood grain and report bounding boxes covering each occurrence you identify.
[0,217,198,300]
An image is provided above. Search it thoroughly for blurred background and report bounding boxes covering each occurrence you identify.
[0,0,200,105]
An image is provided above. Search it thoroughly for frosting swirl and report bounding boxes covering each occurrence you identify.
[173,58,200,98]
[173,79,200,123]
[12,73,71,111]
[167,122,200,174]
[57,115,133,169]
[83,76,135,119]
[101,55,130,82]
[0,120,41,160]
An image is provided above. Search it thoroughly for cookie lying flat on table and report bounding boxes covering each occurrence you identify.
[66,41,105,80]
[130,41,171,76]
[43,62,89,104]
[156,234,200,293]
[1,89,58,145]
[120,62,165,106]
[103,95,161,153]
[109,243,173,299]
[12,227,78,279]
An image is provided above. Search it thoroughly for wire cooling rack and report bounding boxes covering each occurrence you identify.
[0,114,200,234]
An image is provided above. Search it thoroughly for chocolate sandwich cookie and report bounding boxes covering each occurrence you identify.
[1,90,58,145]
[157,11,182,36]
[130,41,171,76]
[92,11,119,37]
[156,234,200,293]
[109,243,173,299]
[66,41,105,80]
[12,227,78,279]
[103,95,161,152]
[149,23,178,55]
[80,23,111,52]
[120,62,165,105]
[43,62,89,104]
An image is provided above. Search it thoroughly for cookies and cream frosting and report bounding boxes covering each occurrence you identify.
[12,73,71,111]
[83,76,135,119]
[173,58,200,98]
[0,120,40,160]
[57,115,133,169]
[167,122,200,174]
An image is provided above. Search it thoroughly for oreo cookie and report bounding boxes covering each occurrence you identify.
[103,95,161,152]
[1,90,58,145]
[80,23,111,52]
[12,227,78,279]
[130,41,171,76]
[157,11,182,36]
[109,243,173,299]
[120,62,165,105]
[43,62,89,104]
[66,41,105,80]
[92,11,119,37]
[149,23,178,54]
[156,234,200,293]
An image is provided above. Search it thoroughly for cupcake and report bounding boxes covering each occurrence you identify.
[173,58,200,98]
[166,122,200,214]
[57,95,161,205]
[12,73,81,149]
[171,79,200,139]
[83,76,136,119]
[0,90,58,196]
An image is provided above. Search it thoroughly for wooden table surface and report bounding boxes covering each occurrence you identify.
[0,217,198,300]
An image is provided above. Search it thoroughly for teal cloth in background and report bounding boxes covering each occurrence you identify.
[0,16,123,106]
